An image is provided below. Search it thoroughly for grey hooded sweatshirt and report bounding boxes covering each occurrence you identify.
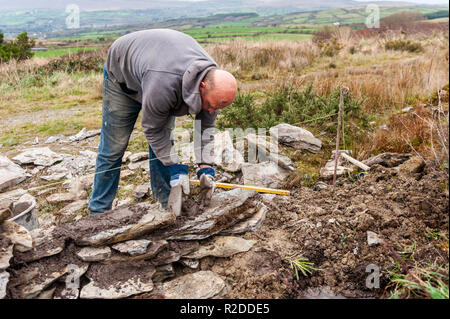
[105,29,218,166]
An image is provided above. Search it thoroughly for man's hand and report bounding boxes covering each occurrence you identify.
[168,164,190,217]
[197,167,215,207]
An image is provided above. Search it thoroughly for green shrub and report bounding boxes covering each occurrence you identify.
[0,32,35,63]
[217,84,370,149]
[384,40,423,53]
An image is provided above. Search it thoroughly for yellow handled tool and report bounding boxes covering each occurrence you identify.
[190,180,290,196]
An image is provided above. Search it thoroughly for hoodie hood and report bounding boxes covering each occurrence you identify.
[182,59,218,115]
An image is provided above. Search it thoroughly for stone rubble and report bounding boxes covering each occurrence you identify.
[0,186,264,299]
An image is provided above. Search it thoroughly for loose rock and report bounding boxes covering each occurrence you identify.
[241,161,289,188]
[77,247,111,262]
[184,236,256,259]
[128,152,149,163]
[112,240,152,256]
[0,156,27,192]
[156,271,225,299]
[12,147,63,167]
[133,184,149,199]
[2,220,33,252]
[269,123,322,153]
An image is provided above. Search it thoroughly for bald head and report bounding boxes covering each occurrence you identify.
[200,69,237,114]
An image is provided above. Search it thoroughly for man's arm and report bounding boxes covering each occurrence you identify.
[141,71,180,166]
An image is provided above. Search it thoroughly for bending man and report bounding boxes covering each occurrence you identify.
[88,29,237,215]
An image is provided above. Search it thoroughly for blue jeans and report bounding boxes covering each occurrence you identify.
[88,68,174,214]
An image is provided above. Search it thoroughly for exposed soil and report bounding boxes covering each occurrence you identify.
[86,261,155,289]
[191,162,449,298]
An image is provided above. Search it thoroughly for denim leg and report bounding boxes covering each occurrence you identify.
[149,116,175,208]
[149,145,171,208]
[88,71,141,214]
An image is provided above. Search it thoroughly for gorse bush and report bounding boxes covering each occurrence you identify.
[217,84,371,150]
[385,40,423,53]
[0,32,35,63]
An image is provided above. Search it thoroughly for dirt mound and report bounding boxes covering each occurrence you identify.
[197,162,449,298]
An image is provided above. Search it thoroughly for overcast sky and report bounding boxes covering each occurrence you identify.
[355,0,448,4]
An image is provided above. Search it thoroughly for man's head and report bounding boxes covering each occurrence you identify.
[199,69,237,114]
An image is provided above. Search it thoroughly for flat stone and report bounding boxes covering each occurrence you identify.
[0,271,9,299]
[80,263,155,299]
[156,271,225,299]
[46,192,77,204]
[120,169,133,178]
[367,231,384,246]
[62,174,94,192]
[161,188,258,240]
[128,152,149,163]
[128,159,150,171]
[0,155,27,192]
[77,247,111,262]
[112,239,152,256]
[184,236,256,259]
[220,203,267,235]
[12,147,63,167]
[0,188,27,201]
[241,161,290,188]
[133,184,149,199]
[270,123,322,153]
[62,202,174,246]
[57,200,88,224]
[104,240,167,264]
[2,220,33,252]
[68,128,101,142]
[44,135,62,144]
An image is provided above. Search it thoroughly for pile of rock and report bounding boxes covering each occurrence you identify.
[1,188,267,299]
[212,124,322,188]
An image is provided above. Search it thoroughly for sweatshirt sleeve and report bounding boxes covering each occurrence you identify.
[141,71,180,166]
[194,109,217,165]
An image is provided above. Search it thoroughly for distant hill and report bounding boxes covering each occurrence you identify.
[0,1,447,38]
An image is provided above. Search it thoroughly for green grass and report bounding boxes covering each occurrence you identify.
[288,256,319,279]
[33,46,101,59]
[388,265,449,299]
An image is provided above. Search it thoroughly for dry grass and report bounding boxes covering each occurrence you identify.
[207,39,320,79]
